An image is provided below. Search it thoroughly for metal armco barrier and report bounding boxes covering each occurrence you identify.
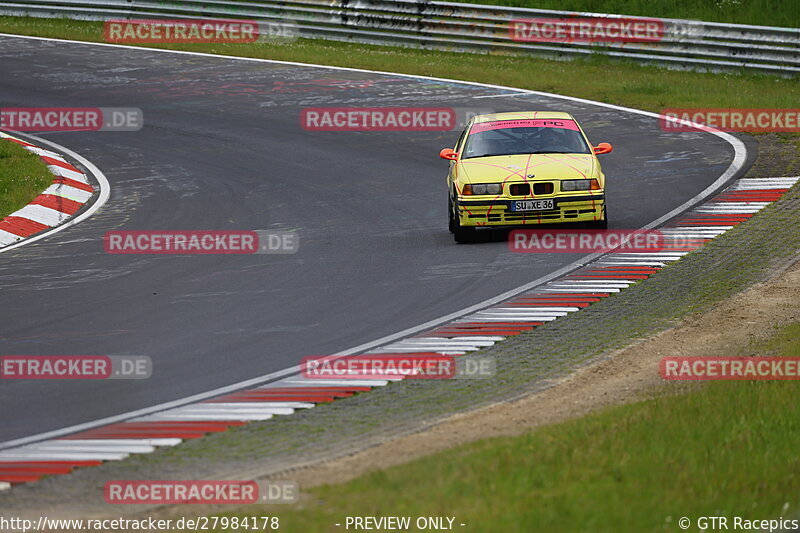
[0,0,798,75]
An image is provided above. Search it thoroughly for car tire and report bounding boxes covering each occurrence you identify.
[454,226,476,243]
[453,214,476,243]
[448,196,456,233]
[590,206,609,229]
[451,192,476,242]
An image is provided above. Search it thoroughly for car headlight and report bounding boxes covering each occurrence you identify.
[463,183,503,195]
[561,179,600,191]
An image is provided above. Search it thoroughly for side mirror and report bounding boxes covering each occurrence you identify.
[593,142,613,155]
[439,148,459,161]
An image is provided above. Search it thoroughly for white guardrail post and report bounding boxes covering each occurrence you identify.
[0,0,797,74]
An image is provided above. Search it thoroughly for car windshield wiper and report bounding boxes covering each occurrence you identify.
[464,150,586,159]
[464,151,528,159]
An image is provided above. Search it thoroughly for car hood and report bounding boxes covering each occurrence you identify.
[457,153,597,183]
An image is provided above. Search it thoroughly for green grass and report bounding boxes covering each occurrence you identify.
[0,138,53,219]
[0,16,797,117]
[461,0,800,28]
[208,322,800,533]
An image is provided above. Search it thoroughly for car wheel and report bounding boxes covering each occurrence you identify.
[448,196,456,233]
[454,226,476,243]
[453,214,476,243]
[590,206,608,229]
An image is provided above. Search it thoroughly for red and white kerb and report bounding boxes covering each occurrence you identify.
[0,132,95,248]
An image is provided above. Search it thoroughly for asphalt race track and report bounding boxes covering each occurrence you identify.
[0,35,743,443]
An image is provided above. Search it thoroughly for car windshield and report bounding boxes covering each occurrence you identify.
[462,119,591,159]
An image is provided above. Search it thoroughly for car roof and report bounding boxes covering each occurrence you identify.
[471,111,575,124]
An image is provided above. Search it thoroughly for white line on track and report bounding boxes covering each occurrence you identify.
[41,183,94,203]
[493,306,580,312]
[464,315,560,321]
[433,336,505,341]
[389,337,497,344]
[0,230,19,245]
[545,283,630,289]
[23,442,157,454]
[46,163,87,182]
[201,402,314,409]
[540,287,621,293]
[12,204,70,226]
[663,226,735,231]
[276,379,393,387]
[0,451,129,461]
[134,414,278,422]
[53,439,182,446]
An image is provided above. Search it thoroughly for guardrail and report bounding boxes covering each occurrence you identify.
[0,0,798,75]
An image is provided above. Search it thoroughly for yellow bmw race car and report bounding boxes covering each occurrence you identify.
[440,111,613,243]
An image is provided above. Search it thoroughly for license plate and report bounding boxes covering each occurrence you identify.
[509,199,554,212]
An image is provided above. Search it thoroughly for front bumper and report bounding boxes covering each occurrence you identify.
[457,194,605,227]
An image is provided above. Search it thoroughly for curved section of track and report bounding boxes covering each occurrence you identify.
[0,35,747,444]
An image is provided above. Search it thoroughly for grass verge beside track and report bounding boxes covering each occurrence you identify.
[0,137,52,219]
[0,16,797,114]
[213,323,800,533]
